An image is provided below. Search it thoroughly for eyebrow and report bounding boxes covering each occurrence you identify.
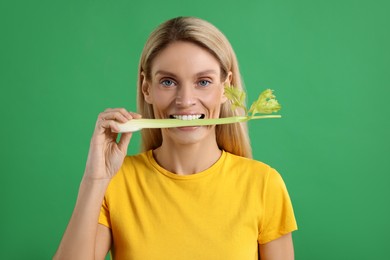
[154,69,219,77]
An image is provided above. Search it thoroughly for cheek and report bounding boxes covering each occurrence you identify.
[150,90,176,116]
[201,91,225,117]
[204,90,225,107]
[148,84,174,105]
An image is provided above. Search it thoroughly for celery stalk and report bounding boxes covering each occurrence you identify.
[117,87,282,133]
[117,115,281,133]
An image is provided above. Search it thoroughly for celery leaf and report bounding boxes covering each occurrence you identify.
[225,86,281,117]
[224,86,247,113]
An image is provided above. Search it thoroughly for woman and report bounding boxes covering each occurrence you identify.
[54,16,297,260]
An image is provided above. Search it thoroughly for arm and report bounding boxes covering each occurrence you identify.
[54,109,139,260]
[259,233,294,260]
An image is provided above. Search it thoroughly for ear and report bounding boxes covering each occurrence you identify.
[221,71,233,103]
[141,72,153,104]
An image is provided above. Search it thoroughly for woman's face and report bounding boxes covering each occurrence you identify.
[142,41,230,146]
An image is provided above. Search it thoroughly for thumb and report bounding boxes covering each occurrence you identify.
[118,132,133,154]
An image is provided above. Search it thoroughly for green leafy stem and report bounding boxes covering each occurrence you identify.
[118,86,282,132]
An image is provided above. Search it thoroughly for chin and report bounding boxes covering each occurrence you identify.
[162,126,216,146]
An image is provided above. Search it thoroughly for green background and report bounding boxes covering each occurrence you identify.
[1,0,389,259]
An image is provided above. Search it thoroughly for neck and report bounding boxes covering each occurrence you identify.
[153,141,222,175]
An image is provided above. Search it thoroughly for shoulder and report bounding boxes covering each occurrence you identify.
[224,151,273,174]
[222,151,281,185]
[122,150,150,166]
[120,150,158,174]
[224,153,292,198]
[104,151,153,198]
[108,151,151,184]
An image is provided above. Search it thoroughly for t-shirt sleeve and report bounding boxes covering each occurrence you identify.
[258,168,298,244]
[98,196,112,229]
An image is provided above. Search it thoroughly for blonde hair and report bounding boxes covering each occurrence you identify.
[137,16,252,158]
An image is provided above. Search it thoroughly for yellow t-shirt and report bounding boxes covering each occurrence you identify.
[99,150,297,260]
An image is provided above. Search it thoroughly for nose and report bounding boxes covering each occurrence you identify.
[175,86,196,107]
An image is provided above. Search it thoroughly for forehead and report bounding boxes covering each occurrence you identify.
[150,41,221,77]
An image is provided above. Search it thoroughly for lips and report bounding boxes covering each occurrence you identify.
[169,114,205,120]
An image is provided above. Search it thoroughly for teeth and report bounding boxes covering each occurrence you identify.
[172,114,202,120]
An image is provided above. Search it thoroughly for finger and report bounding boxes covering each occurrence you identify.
[128,112,142,119]
[99,109,140,123]
[117,109,142,120]
[96,118,120,134]
[104,109,142,119]
[118,132,133,153]
[109,108,133,121]
[99,111,128,123]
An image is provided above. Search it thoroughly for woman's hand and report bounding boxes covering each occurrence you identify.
[54,108,139,259]
[84,108,141,180]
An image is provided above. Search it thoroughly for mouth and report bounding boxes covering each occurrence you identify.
[169,114,205,120]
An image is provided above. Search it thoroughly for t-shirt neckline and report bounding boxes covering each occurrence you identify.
[146,149,227,180]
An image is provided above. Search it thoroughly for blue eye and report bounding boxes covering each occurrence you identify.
[198,80,211,87]
[161,79,175,87]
